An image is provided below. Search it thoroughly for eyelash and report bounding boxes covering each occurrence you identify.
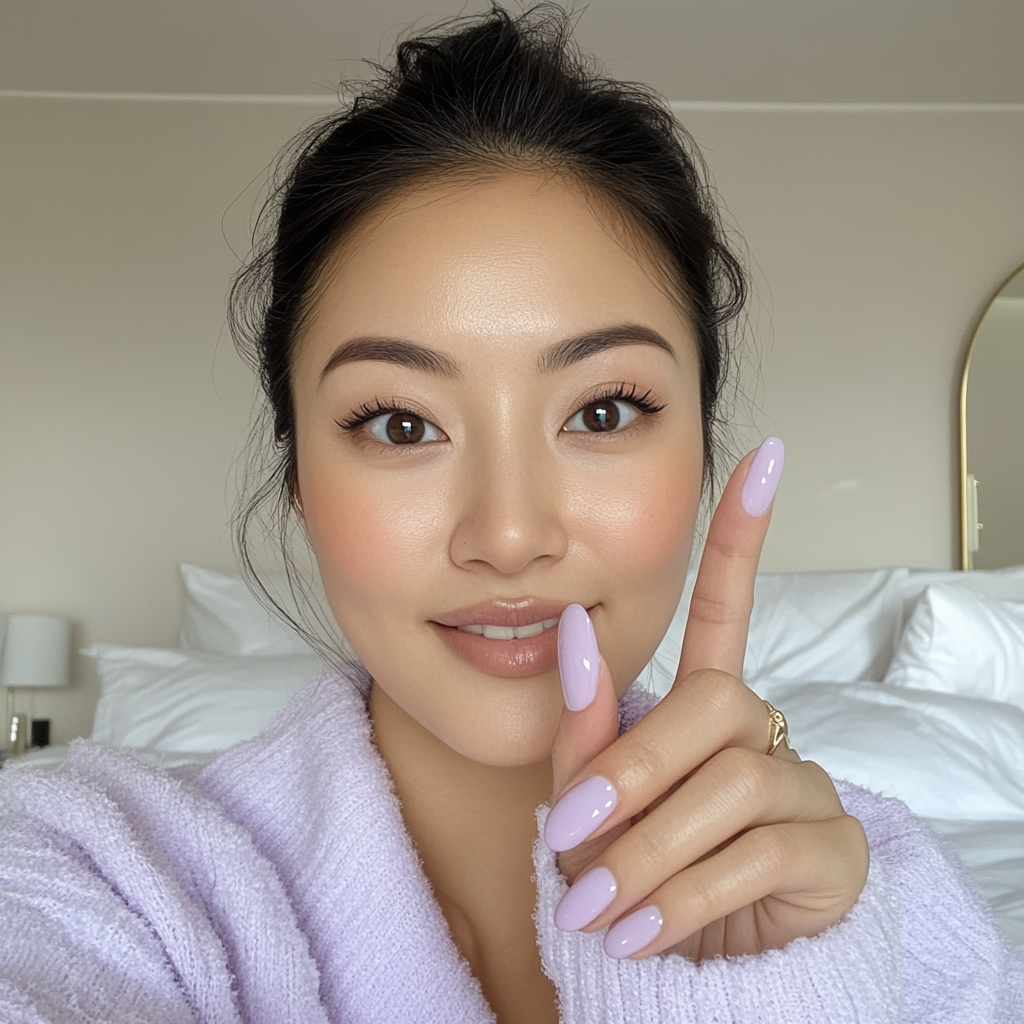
[336,399,420,433]
[334,384,666,437]
[577,383,666,419]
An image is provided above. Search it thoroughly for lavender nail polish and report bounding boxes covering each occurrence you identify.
[544,776,618,852]
[603,906,663,959]
[558,604,599,711]
[740,436,785,517]
[554,866,618,931]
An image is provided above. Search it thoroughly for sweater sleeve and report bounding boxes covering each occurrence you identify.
[0,745,331,1024]
[532,779,1024,1024]
[0,766,203,1024]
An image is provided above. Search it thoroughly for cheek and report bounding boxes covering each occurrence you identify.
[565,441,702,683]
[567,447,700,579]
[298,443,451,617]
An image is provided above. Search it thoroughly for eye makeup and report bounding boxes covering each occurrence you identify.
[335,382,667,449]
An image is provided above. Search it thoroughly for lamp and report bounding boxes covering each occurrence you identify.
[1,614,72,759]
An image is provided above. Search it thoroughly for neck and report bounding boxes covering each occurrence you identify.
[368,683,552,915]
[368,683,557,1004]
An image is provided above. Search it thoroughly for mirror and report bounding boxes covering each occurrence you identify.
[960,262,1024,569]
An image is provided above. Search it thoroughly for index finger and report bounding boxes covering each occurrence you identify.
[677,437,784,682]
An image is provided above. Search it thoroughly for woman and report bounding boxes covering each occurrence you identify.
[1,6,1020,1023]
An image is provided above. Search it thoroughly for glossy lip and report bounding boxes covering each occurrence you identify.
[433,598,583,629]
[430,599,598,679]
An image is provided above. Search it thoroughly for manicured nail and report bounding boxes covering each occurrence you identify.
[741,436,785,517]
[604,905,663,959]
[555,866,618,931]
[557,604,600,711]
[544,776,618,852]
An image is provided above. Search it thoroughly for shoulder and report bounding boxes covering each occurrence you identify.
[0,702,342,1024]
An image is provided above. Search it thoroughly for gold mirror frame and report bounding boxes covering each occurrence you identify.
[959,260,1024,569]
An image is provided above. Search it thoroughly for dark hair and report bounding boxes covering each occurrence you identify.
[230,3,747,655]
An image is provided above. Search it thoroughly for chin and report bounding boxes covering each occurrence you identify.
[430,674,565,768]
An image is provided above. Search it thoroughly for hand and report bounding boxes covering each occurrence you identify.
[544,438,869,961]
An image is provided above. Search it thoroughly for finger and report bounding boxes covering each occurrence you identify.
[603,815,867,960]
[678,436,784,681]
[549,605,620,802]
[545,669,771,852]
[552,752,840,933]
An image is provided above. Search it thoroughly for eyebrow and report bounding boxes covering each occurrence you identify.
[319,337,461,383]
[536,323,677,373]
[318,322,676,383]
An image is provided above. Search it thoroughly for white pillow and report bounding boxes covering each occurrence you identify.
[884,584,1024,708]
[743,568,909,684]
[85,644,323,752]
[644,567,908,695]
[902,564,1024,622]
[179,564,317,658]
[762,679,1024,821]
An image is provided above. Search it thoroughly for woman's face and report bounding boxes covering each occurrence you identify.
[291,170,704,766]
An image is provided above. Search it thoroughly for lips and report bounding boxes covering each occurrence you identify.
[434,598,573,629]
[431,598,590,679]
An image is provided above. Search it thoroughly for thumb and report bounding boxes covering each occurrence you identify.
[549,604,620,802]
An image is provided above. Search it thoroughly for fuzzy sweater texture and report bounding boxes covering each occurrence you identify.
[0,666,1021,1024]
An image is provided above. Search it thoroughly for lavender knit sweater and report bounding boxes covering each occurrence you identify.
[0,667,1021,1023]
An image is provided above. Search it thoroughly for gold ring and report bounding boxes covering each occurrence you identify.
[763,700,789,756]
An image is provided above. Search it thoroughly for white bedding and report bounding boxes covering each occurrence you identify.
[9,562,1024,948]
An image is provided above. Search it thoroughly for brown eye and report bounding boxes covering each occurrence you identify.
[581,400,620,432]
[385,413,426,444]
[563,397,640,434]
[342,406,444,446]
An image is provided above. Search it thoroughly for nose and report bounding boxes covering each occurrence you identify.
[449,439,569,576]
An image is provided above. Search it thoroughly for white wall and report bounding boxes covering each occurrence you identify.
[674,106,1024,571]
[0,97,329,741]
[2,96,1024,741]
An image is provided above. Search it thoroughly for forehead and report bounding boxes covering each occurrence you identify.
[298,169,693,363]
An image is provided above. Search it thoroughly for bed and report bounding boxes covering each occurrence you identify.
[12,562,1024,947]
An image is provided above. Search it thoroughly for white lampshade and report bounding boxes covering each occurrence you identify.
[0,615,72,689]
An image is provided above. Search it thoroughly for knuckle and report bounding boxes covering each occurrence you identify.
[748,826,791,879]
[686,589,750,631]
[712,746,774,805]
[615,732,669,792]
[836,814,870,869]
[685,872,723,922]
[624,820,675,874]
[796,760,849,815]
[704,526,758,563]
[797,759,831,787]
[717,672,751,718]
[678,668,742,715]
[811,815,870,901]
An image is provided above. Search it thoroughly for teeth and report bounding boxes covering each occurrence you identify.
[458,617,561,640]
[515,621,545,639]
[483,624,516,640]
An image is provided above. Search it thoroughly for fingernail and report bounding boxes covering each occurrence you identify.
[554,866,618,931]
[741,436,785,517]
[544,776,618,852]
[604,905,663,959]
[558,604,599,711]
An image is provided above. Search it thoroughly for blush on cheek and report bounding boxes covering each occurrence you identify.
[305,483,447,600]
[565,454,700,686]
[568,460,699,580]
